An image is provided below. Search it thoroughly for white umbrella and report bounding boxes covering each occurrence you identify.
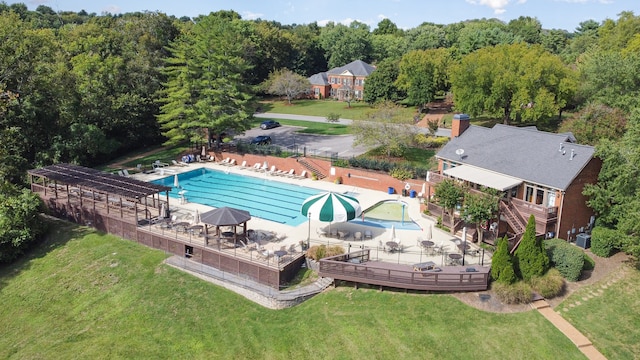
[389,224,396,241]
[174,174,179,188]
[160,203,166,218]
[421,182,426,197]
[425,224,432,241]
[194,209,200,224]
[201,145,206,157]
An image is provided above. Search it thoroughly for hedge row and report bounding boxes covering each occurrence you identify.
[590,226,620,257]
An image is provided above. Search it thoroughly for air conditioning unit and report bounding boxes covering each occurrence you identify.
[576,233,591,249]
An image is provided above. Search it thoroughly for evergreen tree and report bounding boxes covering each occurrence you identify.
[514,215,550,281]
[158,13,255,146]
[491,236,516,284]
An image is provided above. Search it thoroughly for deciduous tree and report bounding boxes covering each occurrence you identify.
[351,101,416,159]
[264,69,310,104]
[396,48,451,113]
[450,43,577,125]
[434,179,465,232]
[462,188,499,243]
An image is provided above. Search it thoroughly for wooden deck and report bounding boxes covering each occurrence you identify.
[319,250,490,291]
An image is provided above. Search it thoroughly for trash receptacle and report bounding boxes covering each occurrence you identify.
[410,190,416,198]
[388,187,394,194]
[402,189,408,197]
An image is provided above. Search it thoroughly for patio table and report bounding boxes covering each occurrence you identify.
[338,230,350,239]
[386,241,399,252]
[448,253,462,265]
[421,240,435,253]
[173,222,190,232]
[187,225,203,236]
[274,250,287,262]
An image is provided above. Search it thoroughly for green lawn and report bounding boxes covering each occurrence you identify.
[558,266,640,359]
[252,117,351,135]
[260,99,418,121]
[0,220,586,359]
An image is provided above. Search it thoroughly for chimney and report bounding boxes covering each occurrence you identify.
[451,114,470,139]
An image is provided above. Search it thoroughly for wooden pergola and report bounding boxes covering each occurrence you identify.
[28,163,172,221]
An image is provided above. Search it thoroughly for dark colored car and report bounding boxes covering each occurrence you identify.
[250,135,272,145]
[260,120,280,130]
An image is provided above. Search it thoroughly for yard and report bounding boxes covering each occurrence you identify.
[260,98,418,121]
[0,220,587,359]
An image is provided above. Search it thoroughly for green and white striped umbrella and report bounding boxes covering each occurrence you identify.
[301,192,362,222]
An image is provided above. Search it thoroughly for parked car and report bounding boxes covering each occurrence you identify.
[250,135,272,145]
[260,120,280,130]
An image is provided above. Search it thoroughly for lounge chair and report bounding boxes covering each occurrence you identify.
[117,170,125,176]
[238,160,248,169]
[282,169,295,178]
[226,159,237,167]
[249,162,261,171]
[219,157,230,165]
[267,165,277,174]
[154,160,169,167]
[257,163,268,172]
[316,228,327,237]
[122,169,131,177]
[294,170,307,179]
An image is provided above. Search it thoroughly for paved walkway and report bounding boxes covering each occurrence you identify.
[531,299,607,360]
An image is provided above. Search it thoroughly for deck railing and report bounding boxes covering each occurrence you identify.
[319,250,490,291]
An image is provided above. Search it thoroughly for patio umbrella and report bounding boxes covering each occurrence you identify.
[201,145,206,157]
[173,174,179,188]
[389,224,396,241]
[194,209,200,224]
[421,182,426,196]
[160,203,166,218]
[425,224,432,241]
[301,192,362,241]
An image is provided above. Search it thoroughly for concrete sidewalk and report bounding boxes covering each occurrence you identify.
[531,299,607,360]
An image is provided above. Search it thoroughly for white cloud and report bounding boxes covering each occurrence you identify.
[28,0,50,5]
[242,11,264,20]
[465,0,512,14]
[378,14,388,20]
[101,5,121,14]
[553,0,613,3]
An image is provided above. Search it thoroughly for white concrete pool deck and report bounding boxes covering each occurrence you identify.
[134,162,491,267]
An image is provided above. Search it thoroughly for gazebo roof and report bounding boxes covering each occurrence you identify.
[28,163,171,200]
[200,207,251,226]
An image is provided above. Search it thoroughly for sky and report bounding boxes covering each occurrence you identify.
[7,0,640,32]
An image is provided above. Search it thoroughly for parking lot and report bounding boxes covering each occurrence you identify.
[236,124,370,158]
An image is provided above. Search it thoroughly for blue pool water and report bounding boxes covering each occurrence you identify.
[152,168,322,226]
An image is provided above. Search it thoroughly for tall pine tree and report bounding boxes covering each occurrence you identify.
[491,236,516,284]
[158,12,255,146]
[514,215,550,281]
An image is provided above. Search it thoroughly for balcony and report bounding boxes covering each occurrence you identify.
[510,198,558,223]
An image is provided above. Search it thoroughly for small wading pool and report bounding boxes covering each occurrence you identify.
[350,200,421,230]
[152,168,322,226]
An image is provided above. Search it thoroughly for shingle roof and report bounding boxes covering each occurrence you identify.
[308,72,329,85]
[327,60,375,77]
[437,124,596,190]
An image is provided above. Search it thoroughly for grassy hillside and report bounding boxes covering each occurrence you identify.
[0,221,584,359]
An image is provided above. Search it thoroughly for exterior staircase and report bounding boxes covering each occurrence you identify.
[499,200,527,253]
[298,158,327,179]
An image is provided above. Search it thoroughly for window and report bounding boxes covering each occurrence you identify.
[536,189,544,205]
[525,185,534,202]
[330,77,335,84]
[330,88,335,97]
[355,90,361,98]
[342,78,347,85]
[314,88,319,95]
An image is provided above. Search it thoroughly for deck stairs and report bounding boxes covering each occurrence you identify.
[298,158,327,179]
[500,201,527,253]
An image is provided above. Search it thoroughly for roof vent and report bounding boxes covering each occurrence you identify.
[455,148,465,160]
[570,149,575,160]
[559,143,564,152]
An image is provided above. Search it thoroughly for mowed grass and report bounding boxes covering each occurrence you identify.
[251,117,351,135]
[261,99,418,121]
[0,221,585,359]
[559,265,640,359]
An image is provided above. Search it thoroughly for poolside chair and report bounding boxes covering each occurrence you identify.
[283,169,295,178]
[258,163,269,172]
[227,159,237,167]
[294,170,307,179]
[117,170,125,176]
[122,169,131,177]
[239,160,248,169]
[364,230,373,240]
[354,231,363,241]
[316,228,327,237]
[220,157,230,165]
[329,228,338,238]
[268,165,277,174]
[250,162,261,171]
[154,160,169,167]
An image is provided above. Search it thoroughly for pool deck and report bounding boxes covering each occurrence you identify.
[134,162,491,268]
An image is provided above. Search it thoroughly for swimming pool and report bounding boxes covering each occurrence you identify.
[349,200,421,230]
[152,168,322,226]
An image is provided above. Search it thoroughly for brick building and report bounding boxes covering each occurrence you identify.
[308,60,375,100]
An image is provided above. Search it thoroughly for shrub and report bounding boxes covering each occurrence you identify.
[491,236,516,284]
[305,244,345,261]
[529,268,565,298]
[493,281,533,304]
[544,238,585,281]
[389,167,413,180]
[583,253,595,270]
[590,226,619,257]
[326,112,341,122]
[514,215,549,281]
